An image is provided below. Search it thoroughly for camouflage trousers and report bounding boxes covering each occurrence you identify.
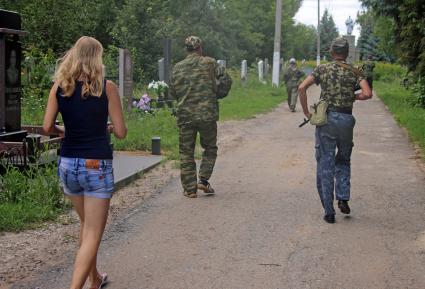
[315,112,355,216]
[286,85,298,111]
[178,121,218,193]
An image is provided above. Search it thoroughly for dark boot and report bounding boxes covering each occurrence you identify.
[338,200,351,214]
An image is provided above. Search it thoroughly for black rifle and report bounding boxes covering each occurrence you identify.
[299,118,309,127]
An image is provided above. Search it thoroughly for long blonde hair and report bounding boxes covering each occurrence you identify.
[55,36,104,98]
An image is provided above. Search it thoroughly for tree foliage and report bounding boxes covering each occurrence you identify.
[0,0,315,82]
[360,0,425,77]
[319,9,338,60]
[357,10,397,61]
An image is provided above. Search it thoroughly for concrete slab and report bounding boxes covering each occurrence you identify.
[113,151,163,190]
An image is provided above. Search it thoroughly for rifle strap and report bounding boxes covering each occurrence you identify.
[335,61,364,78]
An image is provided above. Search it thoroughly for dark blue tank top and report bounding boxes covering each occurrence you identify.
[57,80,113,159]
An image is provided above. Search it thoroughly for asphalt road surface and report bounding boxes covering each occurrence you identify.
[14,86,425,289]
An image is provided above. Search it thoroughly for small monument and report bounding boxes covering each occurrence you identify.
[241,60,248,87]
[344,16,356,64]
[345,16,354,35]
[258,60,265,83]
[0,9,27,141]
[163,38,172,102]
[119,48,133,112]
[264,58,269,77]
[158,58,165,82]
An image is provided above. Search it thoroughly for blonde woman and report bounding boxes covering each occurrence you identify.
[43,36,127,289]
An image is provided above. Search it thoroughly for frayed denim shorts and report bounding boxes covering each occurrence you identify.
[58,157,114,199]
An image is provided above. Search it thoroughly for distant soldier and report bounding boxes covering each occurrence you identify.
[170,36,232,198]
[298,37,372,223]
[283,58,305,112]
[362,55,375,90]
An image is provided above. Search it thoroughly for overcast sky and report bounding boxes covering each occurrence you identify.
[294,0,365,40]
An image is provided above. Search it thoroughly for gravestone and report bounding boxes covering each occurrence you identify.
[264,58,269,77]
[158,58,165,82]
[119,48,133,112]
[163,38,172,102]
[0,10,27,138]
[217,60,226,68]
[258,60,265,83]
[241,60,248,87]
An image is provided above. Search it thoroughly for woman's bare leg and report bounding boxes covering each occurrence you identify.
[68,196,109,289]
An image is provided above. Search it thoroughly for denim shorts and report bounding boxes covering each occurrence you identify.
[58,157,114,199]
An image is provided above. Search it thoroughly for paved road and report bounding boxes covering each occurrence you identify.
[16,86,425,289]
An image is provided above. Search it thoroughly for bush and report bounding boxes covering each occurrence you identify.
[412,78,425,108]
[373,62,406,82]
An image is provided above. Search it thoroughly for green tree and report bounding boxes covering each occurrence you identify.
[319,9,339,60]
[357,10,396,61]
[285,23,316,60]
[0,0,121,52]
[373,16,396,62]
[360,0,424,77]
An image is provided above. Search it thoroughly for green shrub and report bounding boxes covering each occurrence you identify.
[373,62,406,82]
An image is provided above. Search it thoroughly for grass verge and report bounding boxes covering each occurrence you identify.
[375,81,425,158]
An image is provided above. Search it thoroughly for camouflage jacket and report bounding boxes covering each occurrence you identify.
[312,61,364,109]
[170,53,221,125]
[361,60,375,78]
[283,66,305,87]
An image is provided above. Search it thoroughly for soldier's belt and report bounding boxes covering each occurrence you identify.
[327,106,352,115]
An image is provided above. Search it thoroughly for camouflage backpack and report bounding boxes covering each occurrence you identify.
[216,72,233,99]
[212,65,233,99]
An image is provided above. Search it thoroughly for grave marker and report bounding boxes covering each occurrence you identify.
[241,60,248,87]
[258,60,265,83]
[119,48,133,112]
[0,9,27,136]
[163,38,172,102]
[158,58,165,82]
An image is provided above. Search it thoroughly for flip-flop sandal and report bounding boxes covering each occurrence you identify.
[89,273,108,289]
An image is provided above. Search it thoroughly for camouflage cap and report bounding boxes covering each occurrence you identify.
[185,36,202,51]
[331,37,349,54]
[289,58,296,64]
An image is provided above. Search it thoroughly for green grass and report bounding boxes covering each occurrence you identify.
[375,81,425,158]
[0,164,68,232]
[112,108,180,159]
[220,71,286,120]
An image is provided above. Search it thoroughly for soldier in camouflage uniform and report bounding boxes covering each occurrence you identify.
[361,55,375,90]
[170,36,230,198]
[298,37,372,223]
[283,58,305,112]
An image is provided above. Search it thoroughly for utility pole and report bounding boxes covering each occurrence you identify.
[317,0,321,66]
[272,0,282,87]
